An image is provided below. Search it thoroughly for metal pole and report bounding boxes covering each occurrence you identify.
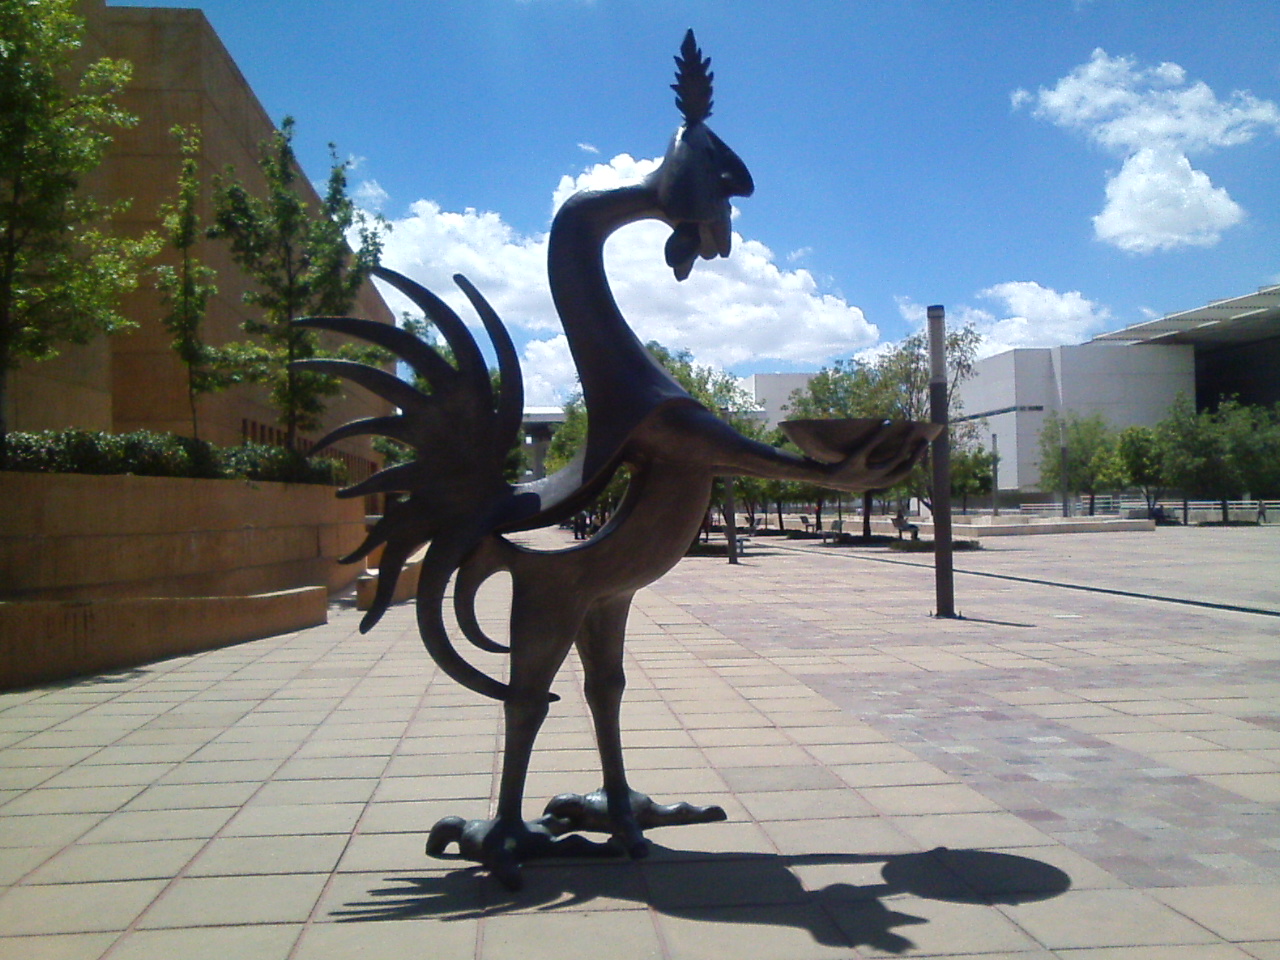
[991,432,1000,516]
[1060,437,1070,518]
[928,305,956,618]
[717,405,740,565]
[723,478,739,564]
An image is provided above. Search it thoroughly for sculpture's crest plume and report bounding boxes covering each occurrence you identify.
[672,29,713,126]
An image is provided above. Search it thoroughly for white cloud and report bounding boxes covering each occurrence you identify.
[550,153,658,210]
[374,198,554,333]
[976,281,1111,353]
[899,282,1111,358]
[1019,49,1280,154]
[576,142,600,155]
[1014,49,1280,252]
[353,179,389,213]
[519,335,577,407]
[369,154,878,406]
[1092,147,1243,252]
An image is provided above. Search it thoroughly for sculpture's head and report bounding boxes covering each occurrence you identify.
[648,30,754,281]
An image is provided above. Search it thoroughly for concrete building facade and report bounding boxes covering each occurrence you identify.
[956,343,1196,493]
[740,372,814,429]
[956,284,1279,495]
[7,1,394,478]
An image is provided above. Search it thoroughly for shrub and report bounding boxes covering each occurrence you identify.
[221,443,347,485]
[2,430,348,485]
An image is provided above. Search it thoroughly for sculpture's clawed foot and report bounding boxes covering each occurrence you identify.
[543,788,727,858]
[426,814,621,891]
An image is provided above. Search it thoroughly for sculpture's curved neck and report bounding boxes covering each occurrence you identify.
[548,184,694,476]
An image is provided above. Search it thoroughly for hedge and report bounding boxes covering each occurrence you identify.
[2,429,348,485]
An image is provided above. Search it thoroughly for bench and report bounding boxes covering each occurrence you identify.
[821,520,845,543]
[891,515,919,540]
[799,515,814,533]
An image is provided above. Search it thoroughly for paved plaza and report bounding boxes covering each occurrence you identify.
[1,525,1278,959]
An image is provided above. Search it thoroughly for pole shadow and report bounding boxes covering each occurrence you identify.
[332,845,1070,954]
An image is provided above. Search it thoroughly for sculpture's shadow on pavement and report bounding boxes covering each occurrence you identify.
[333,845,1070,954]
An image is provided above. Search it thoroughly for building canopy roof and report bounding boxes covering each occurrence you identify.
[1092,285,1280,347]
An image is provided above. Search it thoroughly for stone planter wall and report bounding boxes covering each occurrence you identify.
[0,472,365,601]
[0,587,327,690]
[0,472,365,689]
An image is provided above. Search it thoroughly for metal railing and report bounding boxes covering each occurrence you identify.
[1018,497,1277,521]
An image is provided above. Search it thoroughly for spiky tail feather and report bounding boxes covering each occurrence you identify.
[292,267,539,702]
[453,536,511,654]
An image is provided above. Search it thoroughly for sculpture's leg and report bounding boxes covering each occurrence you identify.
[577,596,646,857]
[426,602,619,889]
[497,621,569,820]
[544,595,727,849]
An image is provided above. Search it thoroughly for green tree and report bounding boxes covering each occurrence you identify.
[1161,397,1280,521]
[644,342,758,429]
[1219,399,1280,504]
[1157,395,1239,522]
[785,323,982,526]
[1037,410,1123,515]
[544,393,587,473]
[209,116,384,450]
[787,326,981,431]
[643,341,766,531]
[543,393,628,531]
[950,444,994,514]
[787,361,880,420]
[155,124,243,439]
[1116,424,1164,516]
[761,470,795,531]
[0,0,159,460]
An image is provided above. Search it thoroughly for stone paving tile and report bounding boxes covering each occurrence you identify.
[137,872,331,929]
[185,832,348,876]
[24,838,204,885]
[652,902,856,960]
[665,548,1280,893]
[78,806,237,844]
[292,918,478,960]
[104,925,303,960]
[0,932,121,960]
[1150,884,1280,941]
[999,888,1222,949]
[0,811,108,849]
[0,878,168,934]
[482,908,662,960]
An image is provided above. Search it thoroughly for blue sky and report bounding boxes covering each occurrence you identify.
[129,0,1280,405]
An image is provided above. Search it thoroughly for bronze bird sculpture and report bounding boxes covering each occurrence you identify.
[297,31,935,889]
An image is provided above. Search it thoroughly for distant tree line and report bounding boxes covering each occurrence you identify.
[545,327,995,537]
[1037,397,1280,522]
[775,325,991,533]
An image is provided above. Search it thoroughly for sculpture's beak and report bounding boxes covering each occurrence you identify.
[652,123,753,281]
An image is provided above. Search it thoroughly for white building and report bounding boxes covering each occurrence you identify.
[956,284,1279,494]
[739,373,815,429]
[955,343,1195,492]
[520,407,565,480]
